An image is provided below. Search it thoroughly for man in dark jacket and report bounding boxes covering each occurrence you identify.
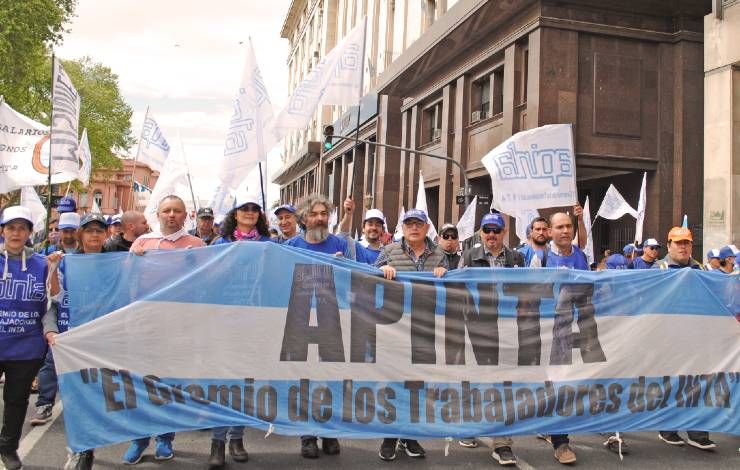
[103,211,149,252]
[460,213,523,269]
[438,223,461,269]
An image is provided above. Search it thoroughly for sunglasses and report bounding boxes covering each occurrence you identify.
[441,233,458,240]
[237,204,261,213]
[481,226,503,234]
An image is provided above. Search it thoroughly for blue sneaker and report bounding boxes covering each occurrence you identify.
[155,439,174,460]
[122,439,149,465]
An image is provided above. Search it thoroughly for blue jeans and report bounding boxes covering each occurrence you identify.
[133,433,175,445]
[35,349,57,407]
[212,426,245,442]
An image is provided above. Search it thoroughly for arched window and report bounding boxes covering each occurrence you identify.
[93,191,103,209]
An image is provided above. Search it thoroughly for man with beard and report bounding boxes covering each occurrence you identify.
[285,194,353,259]
[283,194,350,459]
[274,204,300,243]
[41,212,80,254]
[516,217,549,267]
[337,197,387,264]
[104,211,150,252]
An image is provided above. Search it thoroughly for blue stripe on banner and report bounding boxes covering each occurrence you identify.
[58,370,740,452]
[65,243,739,327]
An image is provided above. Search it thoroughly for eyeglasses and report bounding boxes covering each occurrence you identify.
[481,226,503,234]
[441,233,458,240]
[645,246,658,250]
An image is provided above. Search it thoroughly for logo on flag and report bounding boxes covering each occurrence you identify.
[137,112,170,171]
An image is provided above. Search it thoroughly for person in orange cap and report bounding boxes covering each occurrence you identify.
[653,226,715,450]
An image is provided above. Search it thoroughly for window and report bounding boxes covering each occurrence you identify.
[111,193,118,210]
[79,192,88,208]
[492,66,504,115]
[472,76,491,116]
[423,0,437,30]
[521,49,529,104]
[93,191,103,209]
[422,102,443,143]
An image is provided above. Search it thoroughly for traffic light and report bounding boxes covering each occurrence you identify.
[323,125,334,151]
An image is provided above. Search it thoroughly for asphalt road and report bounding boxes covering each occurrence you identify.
[2,394,738,469]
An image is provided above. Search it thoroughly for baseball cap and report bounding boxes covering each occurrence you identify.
[439,223,458,235]
[58,212,81,230]
[273,204,296,216]
[57,197,76,214]
[667,226,692,242]
[718,246,736,261]
[197,207,215,218]
[234,193,262,210]
[80,213,108,228]
[108,214,122,225]
[480,212,505,229]
[623,244,635,255]
[643,238,660,248]
[363,208,386,224]
[0,206,34,227]
[706,248,720,260]
[401,209,428,224]
[605,253,628,269]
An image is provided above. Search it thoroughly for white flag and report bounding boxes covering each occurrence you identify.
[456,196,478,242]
[77,128,92,186]
[271,17,366,141]
[583,196,594,264]
[328,207,338,234]
[20,186,47,234]
[91,198,102,215]
[482,124,577,213]
[51,58,81,179]
[596,184,638,220]
[415,172,437,241]
[634,172,647,243]
[218,40,276,191]
[512,208,540,245]
[394,206,405,241]
[208,183,234,220]
[0,98,50,192]
[137,110,170,171]
[143,147,189,230]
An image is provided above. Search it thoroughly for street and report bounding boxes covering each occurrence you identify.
[4,395,738,469]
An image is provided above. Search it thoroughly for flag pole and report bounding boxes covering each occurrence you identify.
[129,105,149,210]
[258,162,267,212]
[176,129,199,213]
[347,16,368,201]
[44,53,56,250]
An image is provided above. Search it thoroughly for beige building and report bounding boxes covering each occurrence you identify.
[703,0,740,256]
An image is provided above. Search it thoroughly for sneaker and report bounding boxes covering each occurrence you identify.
[154,439,174,460]
[658,432,685,446]
[554,444,577,464]
[322,438,340,455]
[604,434,630,454]
[492,446,517,465]
[686,436,716,450]
[536,433,552,444]
[30,404,53,426]
[122,439,149,465]
[458,438,478,448]
[0,451,23,470]
[379,438,398,461]
[75,450,94,470]
[399,439,425,458]
[301,437,319,459]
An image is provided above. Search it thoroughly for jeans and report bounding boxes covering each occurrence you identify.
[212,426,245,442]
[0,359,44,453]
[35,349,57,408]
[551,434,569,449]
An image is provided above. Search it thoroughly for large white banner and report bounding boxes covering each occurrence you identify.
[218,40,275,191]
[77,128,92,186]
[482,124,577,213]
[50,58,81,178]
[271,18,366,142]
[136,110,170,172]
[0,99,50,192]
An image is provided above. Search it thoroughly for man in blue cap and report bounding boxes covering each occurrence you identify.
[705,248,721,270]
[716,246,737,275]
[56,196,76,214]
[273,203,300,243]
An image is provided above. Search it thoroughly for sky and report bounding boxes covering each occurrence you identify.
[56,0,292,206]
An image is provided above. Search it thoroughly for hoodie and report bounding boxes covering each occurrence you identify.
[0,243,51,360]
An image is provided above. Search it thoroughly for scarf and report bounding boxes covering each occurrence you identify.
[138,226,189,242]
[234,227,260,241]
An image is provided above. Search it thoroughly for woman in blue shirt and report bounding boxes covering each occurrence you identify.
[212,195,272,244]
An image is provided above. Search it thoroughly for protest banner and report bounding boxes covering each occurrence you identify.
[0,98,50,192]
[55,243,739,452]
[482,124,577,213]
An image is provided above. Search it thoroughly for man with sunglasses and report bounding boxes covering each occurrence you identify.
[457,213,521,466]
[438,224,461,268]
[630,238,660,269]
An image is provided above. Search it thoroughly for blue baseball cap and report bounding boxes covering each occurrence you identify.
[605,253,628,269]
[273,204,296,216]
[480,212,505,229]
[719,246,736,261]
[402,209,428,224]
[57,197,76,214]
[706,249,720,260]
[623,244,636,255]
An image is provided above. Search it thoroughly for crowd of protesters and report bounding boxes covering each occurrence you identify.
[0,192,736,470]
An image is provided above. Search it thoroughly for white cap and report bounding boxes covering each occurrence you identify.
[363,208,386,225]
[234,193,262,210]
[0,206,33,227]
[643,238,660,248]
[58,212,81,229]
